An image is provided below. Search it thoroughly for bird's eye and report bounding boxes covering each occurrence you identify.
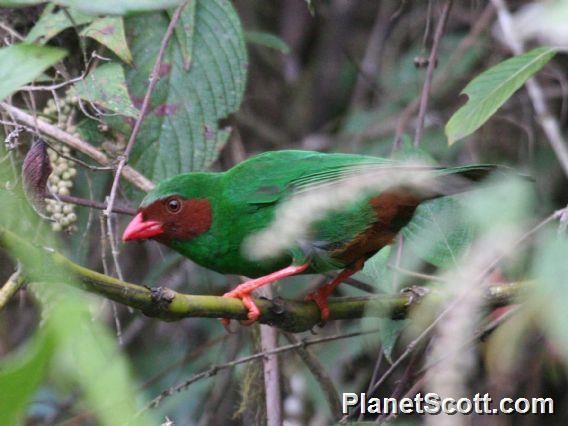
[166,197,182,213]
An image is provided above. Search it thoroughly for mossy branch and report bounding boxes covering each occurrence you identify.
[0,226,522,332]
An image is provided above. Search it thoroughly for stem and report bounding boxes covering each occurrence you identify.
[46,193,135,215]
[0,225,522,333]
[413,0,454,147]
[103,0,189,218]
[0,268,24,311]
[0,103,154,192]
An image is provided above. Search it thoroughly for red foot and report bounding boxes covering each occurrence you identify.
[219,263,310,331]
[305,286,334,322]
[305,261,364,323]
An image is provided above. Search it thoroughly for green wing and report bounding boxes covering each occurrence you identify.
[224,150,396,205]
[221,150,497,272]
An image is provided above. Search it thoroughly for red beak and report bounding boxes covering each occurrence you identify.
[122,212,164,242]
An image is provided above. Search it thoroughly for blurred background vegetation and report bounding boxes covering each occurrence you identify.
[1,0,568,425]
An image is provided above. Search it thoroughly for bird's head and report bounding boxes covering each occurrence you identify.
[122,174,215,243]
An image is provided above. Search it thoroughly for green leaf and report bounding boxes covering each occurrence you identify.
[532,233,568,365]
[117,0,248,182]
[378,318,407,363]
[446,47,557,145]
[464,177,533,232]
[0,328,55,426]
[359,247,408,362]
[0,43,66,101]
[403,197,472,268]
[81,17,132,64]
[359,246,393,292]
[0,0,185,14]
[245,31,290,54]
[48,295,152,426]
[168,1,196,70]
[25,4,94,44]
[0,0,41,6]
[65,0,185,15]
[72,62,139,117]
[0,163,154,426]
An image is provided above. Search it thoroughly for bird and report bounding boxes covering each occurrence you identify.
[122,150,496,326]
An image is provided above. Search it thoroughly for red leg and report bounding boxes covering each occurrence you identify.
[221,263,310,329]
[305,260,364,323]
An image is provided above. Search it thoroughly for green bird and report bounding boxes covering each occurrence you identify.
[123,150,495,325]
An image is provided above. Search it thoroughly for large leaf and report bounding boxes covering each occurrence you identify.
[167,1,196,69]
[0,328,55,426]
[119,0,247,182]
[81,17,132,64]
[403,197,472,268]
[25,4,94,44]
[0,44,66,101]
[72,62,139,117]
[0,0,186,15]
[446,47,557,145]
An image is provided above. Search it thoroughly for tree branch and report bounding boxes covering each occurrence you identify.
[0,268,24,311]
[0,102,154,192]
[0,225,522,333]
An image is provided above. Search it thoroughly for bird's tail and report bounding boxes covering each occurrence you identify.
[425,164,516,199]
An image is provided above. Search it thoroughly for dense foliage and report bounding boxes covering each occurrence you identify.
[0,1,567,424]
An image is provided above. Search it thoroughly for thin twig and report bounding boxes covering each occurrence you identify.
[0,267,24,311]
[141,335,228,389]
[20,52,98,92]
[478,208,566,282]
[100,2,188,305]
[358,348,383,420]
[392,3,494,147]
[418,305,522,377]
[491,0,568,177]
[382,305,521,422]
[349,2,405,108]
[144,328,382,411]
[413,0,454,147]
[284,332,342,421]
[45,193,135,215]
[103,0,189,219]
[197,334,242,426]
[0,103,154,191]
[44,139,114,171]
[342,297,459,421]
[0,21,24,41]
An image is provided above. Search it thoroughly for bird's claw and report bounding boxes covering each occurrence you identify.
[305,288,332,325]
[219,290,260,332]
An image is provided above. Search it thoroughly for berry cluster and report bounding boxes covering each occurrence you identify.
[43,94,79,232]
